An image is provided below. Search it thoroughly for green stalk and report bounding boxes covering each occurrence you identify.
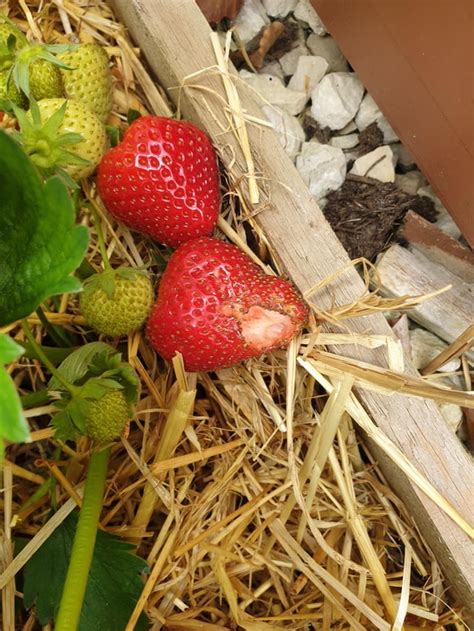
[55,446,110,631]
[21,319,77,396]
[35,305,73,347]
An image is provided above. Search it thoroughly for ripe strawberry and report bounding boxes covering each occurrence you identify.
[97,116,221,248]
[146,237,309,372]
[80,268,154,337]
[85,390,130,442]
[58,43,113,122]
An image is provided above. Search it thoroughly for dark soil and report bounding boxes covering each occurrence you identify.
[323,179,437,260]
[302,114,332,144]
[357,122,384,156]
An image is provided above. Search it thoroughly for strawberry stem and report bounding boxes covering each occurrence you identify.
[20,319,77,396]
[55,446,110,631]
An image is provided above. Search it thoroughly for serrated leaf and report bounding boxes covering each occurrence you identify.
[49,342,113,389]
[0,366,29,443]
[23,512,149,631]
[0,132,89,327]
[50,409,76,441]
[0,333,24,364]
[0,333,29,444]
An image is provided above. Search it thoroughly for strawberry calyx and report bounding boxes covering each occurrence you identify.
[83,267,150,300]
[9,42,76,98]
[12,99,90,187]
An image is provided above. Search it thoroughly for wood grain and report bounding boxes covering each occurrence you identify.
[377,245,474,362]
[110,0,474,611]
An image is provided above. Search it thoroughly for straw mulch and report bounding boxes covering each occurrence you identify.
[0,1,472,629]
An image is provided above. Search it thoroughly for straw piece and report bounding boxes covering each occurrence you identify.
[308,350,474,408]
[0,492,82,590]
[421,324,474,375]
[298,357,474,538]
[392,547,412,631]
[210,31,259,204]
[270,519,391,630]
[1,463,15,631]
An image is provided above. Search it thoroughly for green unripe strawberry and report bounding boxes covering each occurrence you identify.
[0,21,27,49]
[85,390,129,442]
[80,268,154,337]
[0,69,26,107]
[0,20,27,71]
[33,98,107,179]
[58,43,113,122]
[28,58,63,100]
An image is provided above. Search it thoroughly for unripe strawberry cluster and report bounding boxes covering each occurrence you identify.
[0,18,112,180]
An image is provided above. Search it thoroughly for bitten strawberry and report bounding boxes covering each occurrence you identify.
[146,237,309,372]
[97,116,221,248]
[80,267,154,337]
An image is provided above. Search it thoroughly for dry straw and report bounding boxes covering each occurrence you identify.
[0,1,472,629]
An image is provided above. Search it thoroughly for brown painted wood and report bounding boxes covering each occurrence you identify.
[312,0,474,246]
[110,0,474,613]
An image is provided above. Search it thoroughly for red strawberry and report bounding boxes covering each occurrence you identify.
[146,237,309,372]
[97,116,221,248]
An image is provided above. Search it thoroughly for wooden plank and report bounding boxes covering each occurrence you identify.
[377,245,474,362]
[110,0,474,611]
[311,0,474,246]
[400,211,474,284]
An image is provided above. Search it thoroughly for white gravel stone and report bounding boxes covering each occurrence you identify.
[418,185,462,239]
[330,133,359,149]
[391,143,416,168]
[306,33,348,72]
[296,141,346,199]
[350,146,396,182]
[259,60,285,81]
[262,104,305,160]
[231,0,269,44]
[338,120,358,134]
[439,403,464,433]
[288,55,328,96]
[409,328,461,373]
[240,70,307,115]
[279,42,309,76]
[311,72,364,130]
[355,93,398,143]
[294,0,327,35]
[262,0,297,17]
[394,171,426,195]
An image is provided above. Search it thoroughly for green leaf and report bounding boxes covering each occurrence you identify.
[127,109,141,126]
[0,333,24,364]
[0,333,29,444]
[49,342,115,389]
[23,512,149,631]
[0,131,89,327]
[0,366,29,443]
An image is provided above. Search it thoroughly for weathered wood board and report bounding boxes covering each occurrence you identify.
[377,245,474,362]
[110,0,474,610]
